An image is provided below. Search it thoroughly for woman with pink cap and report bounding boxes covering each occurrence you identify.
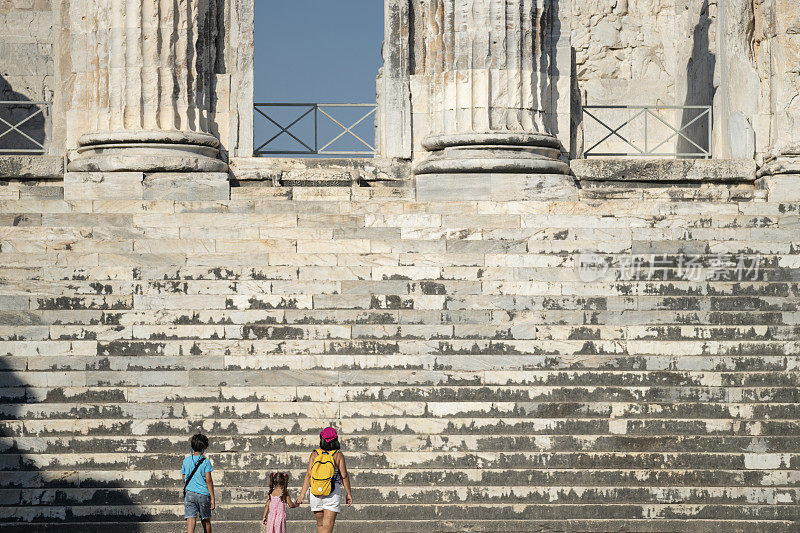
[297,427,353,533]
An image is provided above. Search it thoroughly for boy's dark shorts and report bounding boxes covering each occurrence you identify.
[184,491,212,520]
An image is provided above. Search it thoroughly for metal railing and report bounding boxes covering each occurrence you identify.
[582,105,712,159]
[254,103,378,156]
[0,101,51,154]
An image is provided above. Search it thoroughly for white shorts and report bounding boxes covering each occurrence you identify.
[310,486,341,513]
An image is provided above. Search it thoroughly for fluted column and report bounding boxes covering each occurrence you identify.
[67,0,226,173]
[413,0,569,177]
[758,0,800,178]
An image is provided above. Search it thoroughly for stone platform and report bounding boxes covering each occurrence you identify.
[1,163,799,532]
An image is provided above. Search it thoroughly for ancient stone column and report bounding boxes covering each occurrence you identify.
[66,0,226,173]
[712,0,761,159]
[758,0,800,178]
[378,0,413,159]
[752,0,800,201]
[413,0,570,180]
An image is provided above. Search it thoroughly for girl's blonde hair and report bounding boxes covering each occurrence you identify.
[269,472,290,503]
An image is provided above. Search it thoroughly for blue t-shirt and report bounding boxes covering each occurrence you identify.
[181,454,213,496]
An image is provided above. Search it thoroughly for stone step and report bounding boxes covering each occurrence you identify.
[4,385,800,403]
[3,450,799,471]
[2,485,799,505]
[6,323,800,341]
[5,434,800,453]
[6,308,800,325]
[5,416,800,435]
[2,502,798,522]
[3,468,798,490]
[6,368,800,387]
[229,158,411,187]
[571,159,757,183]
[1,178,798,529]
[1,519,795,533]
[4,401,800,421]
[2,519,794,533]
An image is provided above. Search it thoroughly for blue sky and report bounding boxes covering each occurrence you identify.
[255,1,384,103]
[253,1,383,154]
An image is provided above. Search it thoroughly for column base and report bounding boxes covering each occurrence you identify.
[757,145,800,178]
[414,132,571,176]
[67,130,228,173]
[755,146,800,201]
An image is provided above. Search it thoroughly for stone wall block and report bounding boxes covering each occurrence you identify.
[756,175,800,202]
[63,172,144,200]
[378,0,413,159]
[142,173,230,201]
[0,156,64,179]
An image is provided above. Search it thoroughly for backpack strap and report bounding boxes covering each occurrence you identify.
[183,456,206,497]
[315,449,336,458]
[330,450,340,490]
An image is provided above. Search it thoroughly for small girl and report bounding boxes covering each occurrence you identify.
[261,472,299,533]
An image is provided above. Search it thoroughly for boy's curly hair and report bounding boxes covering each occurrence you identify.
[190,433,209,452]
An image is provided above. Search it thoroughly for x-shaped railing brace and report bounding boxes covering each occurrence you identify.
[583,105,712,158]
[0,103,47,150]
[584,108,645,156]
[317,106,377,153]
[254,105,316,153]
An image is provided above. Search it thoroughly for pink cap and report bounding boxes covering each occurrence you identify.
[320,427,338,442]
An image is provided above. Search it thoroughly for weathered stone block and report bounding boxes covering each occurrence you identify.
[416,174,578,201]
[142,173,230,201]
[756,175,800,202]
[64,172,144,200]
[571,159,758,182]
[0,156,63,179]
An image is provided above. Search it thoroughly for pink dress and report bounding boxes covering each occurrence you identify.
[265,495,287,533]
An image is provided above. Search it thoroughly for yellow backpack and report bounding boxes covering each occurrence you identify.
[310,449,338,497]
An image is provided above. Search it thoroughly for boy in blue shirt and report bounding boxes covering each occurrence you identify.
[181,433,216,532]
